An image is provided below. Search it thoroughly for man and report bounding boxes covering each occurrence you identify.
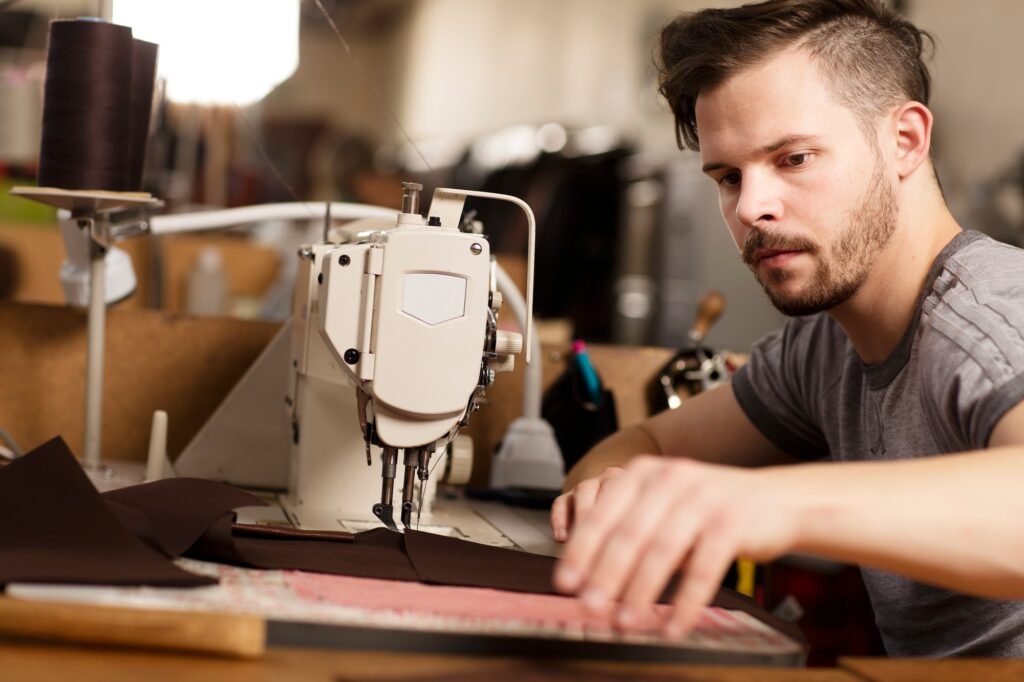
[551,0,1024,658]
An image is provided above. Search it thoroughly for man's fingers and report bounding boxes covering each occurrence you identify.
[554,462,653,595]
[615,499,706,625]
[550,492,572,542]
[580,469,699,624]
[664,529,736,639]
[551,467,627,543]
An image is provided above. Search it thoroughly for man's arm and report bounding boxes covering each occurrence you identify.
[553,383,797,540]
[792,399,1024,596]
[553,400,1024,639]
[566,382,796,487]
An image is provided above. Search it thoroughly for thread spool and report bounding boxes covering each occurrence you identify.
[128,38,158,190]
[38,19,158,193]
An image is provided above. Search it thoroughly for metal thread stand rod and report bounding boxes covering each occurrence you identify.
[83,238,106,469]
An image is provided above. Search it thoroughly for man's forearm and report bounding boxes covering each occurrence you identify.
[777,446,1024,599]
[564,384,794,492]
[564,425,659,491]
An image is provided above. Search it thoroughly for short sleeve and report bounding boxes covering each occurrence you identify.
[918,264,1024,450]
[732,317,831,460]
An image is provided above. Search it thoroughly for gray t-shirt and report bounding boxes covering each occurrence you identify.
[732,230,1024,657]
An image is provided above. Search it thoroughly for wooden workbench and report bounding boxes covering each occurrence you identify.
[839,656,1024,681]
[3,642,1022,681]
[0,641,855,682]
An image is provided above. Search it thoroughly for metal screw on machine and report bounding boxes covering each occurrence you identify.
[343,348,360,365]
[401,182,423,215]
[470,243,483,255]
[339,254,350,266]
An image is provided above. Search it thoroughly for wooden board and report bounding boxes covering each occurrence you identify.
[0,642,864,682]
[0,302,278,461]
[840,657,1024,682]
[157,233,281,313]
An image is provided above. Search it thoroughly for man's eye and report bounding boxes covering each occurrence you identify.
[783,153,810,167]
[719,171,741,187]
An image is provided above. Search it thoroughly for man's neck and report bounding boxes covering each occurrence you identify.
[829,191,962,366]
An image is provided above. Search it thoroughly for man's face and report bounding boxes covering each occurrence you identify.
[695,47,897,316]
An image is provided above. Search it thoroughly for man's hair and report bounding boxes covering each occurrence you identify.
[657,0,934,151]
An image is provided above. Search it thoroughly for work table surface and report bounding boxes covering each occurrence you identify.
[3,641,1023,682]
[0,640,846,681]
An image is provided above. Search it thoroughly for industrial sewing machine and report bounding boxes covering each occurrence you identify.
[281,182,531,531]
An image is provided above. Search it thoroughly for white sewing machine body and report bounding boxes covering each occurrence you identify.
[282,186,523,531]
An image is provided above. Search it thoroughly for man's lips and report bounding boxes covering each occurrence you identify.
[754,248,804,266]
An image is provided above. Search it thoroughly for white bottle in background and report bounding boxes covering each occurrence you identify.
[186,246,228,316]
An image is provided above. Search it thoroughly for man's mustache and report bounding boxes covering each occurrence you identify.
[742,231,818,265]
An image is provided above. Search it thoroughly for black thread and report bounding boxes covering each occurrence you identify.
[128,38,158,190]
[38,19,158,192]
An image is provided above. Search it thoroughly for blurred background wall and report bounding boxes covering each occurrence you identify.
[2,0,1022,353]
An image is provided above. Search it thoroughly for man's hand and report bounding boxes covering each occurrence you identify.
[552,456,802,638]
[550,466,625,543]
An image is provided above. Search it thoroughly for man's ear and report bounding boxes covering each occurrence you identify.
[891,101,933,180]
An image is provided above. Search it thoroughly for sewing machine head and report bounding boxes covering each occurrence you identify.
[285,183,532,532]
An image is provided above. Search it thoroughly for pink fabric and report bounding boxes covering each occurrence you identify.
[284,570,791,649]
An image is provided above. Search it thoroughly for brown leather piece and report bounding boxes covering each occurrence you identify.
[187,515,420,582]
[0,437,212,587]
[403,529,557,594]
[104,477,266,556]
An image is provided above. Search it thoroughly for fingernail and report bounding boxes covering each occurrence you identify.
[554,527,566,542]
[582,588,609,613]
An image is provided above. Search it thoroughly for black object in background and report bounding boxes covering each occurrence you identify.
[542,356,618,474]
[464,486,560,510]
[452,140,631,342]
[646,345,727,415]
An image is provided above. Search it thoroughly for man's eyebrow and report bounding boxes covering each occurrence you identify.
[701,134,822,174]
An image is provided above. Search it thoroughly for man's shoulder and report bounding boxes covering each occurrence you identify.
[914,233,1024,449]
[918,233,1024,369]
[942,232,1024,295]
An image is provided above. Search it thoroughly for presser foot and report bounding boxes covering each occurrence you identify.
[372,503,398,531]
[401,501,414,529]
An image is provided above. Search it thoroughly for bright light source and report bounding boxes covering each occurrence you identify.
[112,0,299,105]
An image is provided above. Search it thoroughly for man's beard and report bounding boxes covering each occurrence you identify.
[742,163,897,316]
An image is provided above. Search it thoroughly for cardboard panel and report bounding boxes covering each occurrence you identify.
[158,234,281,312]
[0,302,278,461]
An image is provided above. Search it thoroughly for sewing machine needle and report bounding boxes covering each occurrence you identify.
[416,479,425,530]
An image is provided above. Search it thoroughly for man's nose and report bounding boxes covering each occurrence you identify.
[734,172,784,227]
